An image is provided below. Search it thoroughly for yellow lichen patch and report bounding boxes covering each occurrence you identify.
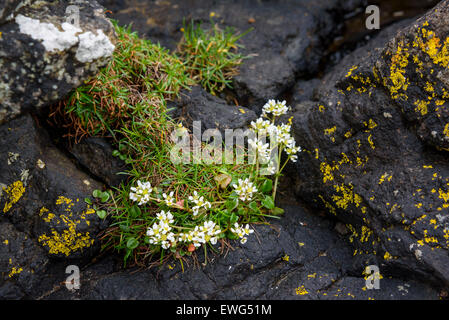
[364,119,378,131]
[320,162,335,183]
[344,130,352,138]
[318,105,326,112]
[346,65,358,78]
[282,254,290,262]
[415,27,449,68]
[444,123,449,139]
[367,134,375,149]
[384,251,393,260]
[332,183,362,210]
[387,41,410,99]
[318,195,337,216]
[324,126,337,142]
[38,197,95,256]
[438,188,449,203]
[414,99,430,116]
[295,285,308,295]
[8,266,23,278]
[2,181,25,213]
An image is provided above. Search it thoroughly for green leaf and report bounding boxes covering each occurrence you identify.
[126,237,139,250]
[129,205,141,218]
[261,179,273,193]
[96,210,107,219]
[112,150,121,157]
[100,192,110,203]
[84,197,92,205]
[262,195,275,209]
[271,207,285,216]
[230,212,238,224]
[225,198,239,212]
[249,201,259,213]
[92,189,102,198]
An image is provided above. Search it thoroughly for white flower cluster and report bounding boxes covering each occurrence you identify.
[188,191,212,216]
[129,180,153,205]
[261,99,289,117]
[179,220,222,247]
[230,223,254,244]
[249,99,302,168]
[248,138,270,162]
[146,210,175,249]
[233,178,258,202]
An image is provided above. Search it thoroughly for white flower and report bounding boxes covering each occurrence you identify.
[262,99,289,117]
[242,224,254,236]
[146,222,175,249]
[248,138,271,162]
[156,210,174,225]
[188,191,211,215]
[188,191,200,202]
[162,191,176,207]
[192,206,200,216]
[285,143,301,162]
[230,222,254,245]
[250,118,272,133]
[129,180,153,205]
[232,178,257,202]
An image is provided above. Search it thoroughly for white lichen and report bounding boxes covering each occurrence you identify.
[15,14,81,52]
[75,30,115,63]
[15,14,115,63]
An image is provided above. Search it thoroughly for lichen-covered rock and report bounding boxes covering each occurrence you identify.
[0,0,116,124]
[40,204,440,300]
[0,0,37,25]
[291,1,449,287]
[0,114,105,262]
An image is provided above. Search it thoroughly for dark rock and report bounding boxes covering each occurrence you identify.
[291,79,322,105]
[0,114,106,298]
[68,137,128,187]
[97,0,365,110]
[290,1,449,288]
[42,204,440,300]
[0,0,37,25]
[174,86,257,134]
[0,0,116,124]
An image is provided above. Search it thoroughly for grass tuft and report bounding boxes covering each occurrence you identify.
[178,20,250,95]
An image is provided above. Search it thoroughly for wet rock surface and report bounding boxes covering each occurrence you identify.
[0,0,116,124]
[1,0,447,300]
[291,0,449,287]
[41,204,440,300]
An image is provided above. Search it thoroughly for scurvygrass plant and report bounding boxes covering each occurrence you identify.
[53,21,300,268]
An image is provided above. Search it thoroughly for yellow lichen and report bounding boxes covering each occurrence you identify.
[2,181,25,213]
